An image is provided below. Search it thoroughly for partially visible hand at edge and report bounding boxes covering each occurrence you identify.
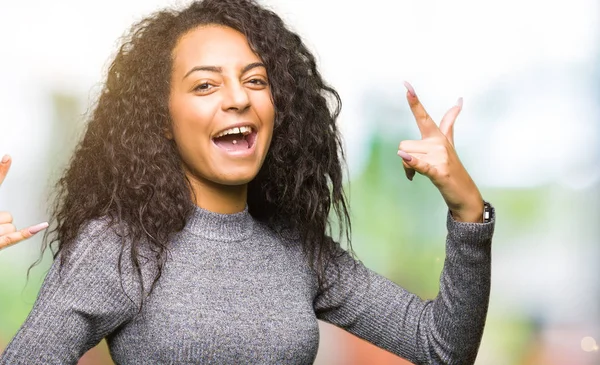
[0,154,48,250]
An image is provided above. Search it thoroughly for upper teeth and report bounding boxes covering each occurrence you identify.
[215,125,253,138]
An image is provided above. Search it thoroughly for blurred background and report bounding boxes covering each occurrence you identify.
[0,0,598,364]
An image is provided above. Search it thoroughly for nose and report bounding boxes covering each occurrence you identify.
[221,80,250,112]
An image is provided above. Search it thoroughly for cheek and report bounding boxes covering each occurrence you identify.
[256,93,275,131]
[169,95,216,144]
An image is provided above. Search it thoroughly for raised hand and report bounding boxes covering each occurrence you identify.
[0,155,48,250]
[397,82,484,223]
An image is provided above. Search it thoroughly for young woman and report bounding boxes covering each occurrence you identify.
[0,0,495,364]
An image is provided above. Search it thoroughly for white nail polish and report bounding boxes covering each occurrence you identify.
[28,222,49,235]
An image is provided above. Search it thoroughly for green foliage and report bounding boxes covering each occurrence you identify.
[348,134,447,298]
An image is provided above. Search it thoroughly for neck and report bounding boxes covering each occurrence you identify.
[187,175,248,214]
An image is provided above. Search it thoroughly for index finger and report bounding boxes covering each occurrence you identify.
[0,228,32,250]
[0,154,11,187]
[0,222,48,250]
[403,82,440,138]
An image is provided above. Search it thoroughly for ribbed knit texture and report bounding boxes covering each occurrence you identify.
[0,204,495,364]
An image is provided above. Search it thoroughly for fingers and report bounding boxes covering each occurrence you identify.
[0,155,48,250]
[398,140,430,181]
[398,151,436,180]
[0,211,49,250]
[403,81,439,138]
[439,98,463,146]
[0,223,16,236]
[402,163,416,181]
[0,211,12,224]
[398,84,464,187]
[0,228,34,250]
[398,151,417,181]
[0,222,48,250]
[0,154,11,186]
[398,140,430,154]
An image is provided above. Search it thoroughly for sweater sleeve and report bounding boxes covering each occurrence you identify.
[314,206,495,365]
[0,221,139,365]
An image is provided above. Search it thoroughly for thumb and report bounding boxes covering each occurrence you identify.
[439,98,463,145]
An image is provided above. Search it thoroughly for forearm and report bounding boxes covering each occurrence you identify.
[415,210,494,364]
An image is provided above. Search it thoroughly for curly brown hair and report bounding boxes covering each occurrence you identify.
[38,0,352,306]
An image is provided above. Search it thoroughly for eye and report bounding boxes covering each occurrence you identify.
[193,82,214,93]
[246,78,268,88]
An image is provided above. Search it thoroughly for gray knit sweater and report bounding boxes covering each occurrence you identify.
[0,204,494,364]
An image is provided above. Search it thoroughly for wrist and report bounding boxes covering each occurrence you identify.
[451,198,485,223]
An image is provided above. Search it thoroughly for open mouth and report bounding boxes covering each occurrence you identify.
[212,125,257,152]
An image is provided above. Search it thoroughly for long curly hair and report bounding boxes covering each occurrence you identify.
[40,0,351,305]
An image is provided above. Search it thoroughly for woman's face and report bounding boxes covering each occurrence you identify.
[168,25,275,189]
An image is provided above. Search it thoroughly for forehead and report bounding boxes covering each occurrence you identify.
[172,25,262,73]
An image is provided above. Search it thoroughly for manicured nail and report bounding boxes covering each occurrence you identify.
[403,81,416,97]
[456,97,463,108]
[28,222,49,235]
[1,155,9,164]
[397,150,412,162]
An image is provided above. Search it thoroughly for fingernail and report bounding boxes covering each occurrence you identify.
[397,150,412,162]
[456,97,463,108]
[28,222,49,235]
[1,155,9,164]
[403,81,416,97]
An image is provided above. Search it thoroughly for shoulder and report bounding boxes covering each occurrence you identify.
[57,217,133,275]
[51,217,153,300]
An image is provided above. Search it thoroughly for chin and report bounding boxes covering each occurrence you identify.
[218,176,256,186]
[213,167,261,186]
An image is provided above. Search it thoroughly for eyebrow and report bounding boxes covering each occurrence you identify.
[182,62,266,80]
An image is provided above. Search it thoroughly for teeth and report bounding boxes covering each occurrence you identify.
[215,125,253,138]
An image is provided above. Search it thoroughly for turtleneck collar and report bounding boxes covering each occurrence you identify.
[184,204,255,241]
